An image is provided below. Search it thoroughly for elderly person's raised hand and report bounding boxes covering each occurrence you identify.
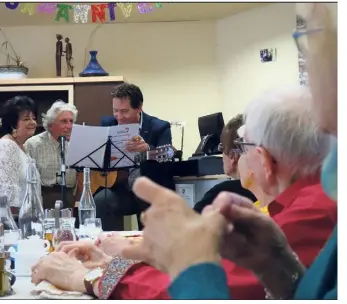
[121,177,228,279]
[31,251,89,292]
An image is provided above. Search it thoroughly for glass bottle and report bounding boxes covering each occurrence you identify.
[18,160,45,239]
[78,168,96,227]
[0,196,20,251]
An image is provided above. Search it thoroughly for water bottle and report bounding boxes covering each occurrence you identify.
[78,168,96,228]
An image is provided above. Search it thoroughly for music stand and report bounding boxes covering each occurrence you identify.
[70,136,138,202]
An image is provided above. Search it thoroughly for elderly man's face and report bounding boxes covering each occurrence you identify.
[50,111,74,141]
[297,3,337,135]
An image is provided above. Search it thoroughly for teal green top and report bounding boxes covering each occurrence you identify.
[168,263,230,299]
[168,225,337,300]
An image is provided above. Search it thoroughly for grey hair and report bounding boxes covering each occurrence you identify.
[42,100,78,130]
[243,85,333,178]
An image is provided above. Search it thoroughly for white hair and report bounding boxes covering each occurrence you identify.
[243,85,333,178]
[42,100,78,130]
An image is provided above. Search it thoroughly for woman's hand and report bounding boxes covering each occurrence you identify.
[95,232,135,257]
[31,252,89,292]
[56,241,112,269]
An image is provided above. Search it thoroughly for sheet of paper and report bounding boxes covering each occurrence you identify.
[108,123,140,168]
[175,184,195,208]
[66,124,109,168]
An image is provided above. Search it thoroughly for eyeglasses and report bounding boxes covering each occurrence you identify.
[233,139,277,164]
[292,28,324,55]
[233,139,257,154]
[218,143,241,158]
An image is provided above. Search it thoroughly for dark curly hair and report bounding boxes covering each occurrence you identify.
[111,83,143,109]
[0,96,37,135]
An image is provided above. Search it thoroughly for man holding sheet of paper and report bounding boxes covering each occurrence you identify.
[95,83,174,231]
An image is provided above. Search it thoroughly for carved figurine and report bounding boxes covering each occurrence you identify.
[64,37,74,77]
[55,34,63,77]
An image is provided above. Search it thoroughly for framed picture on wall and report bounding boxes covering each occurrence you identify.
[260,48,277,63]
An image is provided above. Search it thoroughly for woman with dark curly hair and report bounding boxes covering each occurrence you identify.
[0,96,40,214]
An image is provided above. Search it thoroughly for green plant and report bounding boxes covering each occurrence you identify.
[0,28,24,67]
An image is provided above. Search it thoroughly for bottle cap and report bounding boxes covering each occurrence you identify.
[61,208,72,218]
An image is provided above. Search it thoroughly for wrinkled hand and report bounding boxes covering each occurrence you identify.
[120,177,228,279]
[56,241,112,269]
[95,232,135,257]
[31,251,88,292]
[126,136,149,152]
[211,192,290,274]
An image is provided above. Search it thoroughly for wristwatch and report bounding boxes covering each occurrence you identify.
[84,267,104,296]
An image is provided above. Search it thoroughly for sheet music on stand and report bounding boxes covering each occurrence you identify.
[66,123,140,169]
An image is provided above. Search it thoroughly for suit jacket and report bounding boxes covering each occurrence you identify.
[100,112,172,149]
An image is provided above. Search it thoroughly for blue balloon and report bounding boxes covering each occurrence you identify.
[5,2,19,10]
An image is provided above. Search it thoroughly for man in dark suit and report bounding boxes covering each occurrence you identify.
[95,83,174,231]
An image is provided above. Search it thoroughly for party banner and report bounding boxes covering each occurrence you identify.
[3,2,163,23]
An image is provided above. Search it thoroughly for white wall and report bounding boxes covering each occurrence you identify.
[1,3,299,158]
[1,21,221,158]
[216,3,299,118]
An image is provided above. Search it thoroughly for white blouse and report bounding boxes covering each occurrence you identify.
[0,138,41,208]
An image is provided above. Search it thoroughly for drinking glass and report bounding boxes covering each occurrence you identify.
[84,218,102,239]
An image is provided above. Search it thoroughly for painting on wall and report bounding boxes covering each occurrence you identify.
[259,48,277,63]
[296,15,308,86]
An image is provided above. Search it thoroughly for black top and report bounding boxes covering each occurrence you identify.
[193,180,257,213]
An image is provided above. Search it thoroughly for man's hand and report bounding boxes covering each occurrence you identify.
[126,135,149,153]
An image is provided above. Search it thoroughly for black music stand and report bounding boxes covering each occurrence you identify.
[70,136,138,202]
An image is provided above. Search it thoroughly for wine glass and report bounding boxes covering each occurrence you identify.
[84,218,103,239]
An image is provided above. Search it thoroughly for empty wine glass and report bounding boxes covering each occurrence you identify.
[84,218,102,239]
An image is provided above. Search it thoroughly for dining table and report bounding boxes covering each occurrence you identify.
[2,231,142,299]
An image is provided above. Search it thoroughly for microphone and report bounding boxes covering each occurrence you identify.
[58,136,66,174]
[58,136,66,160]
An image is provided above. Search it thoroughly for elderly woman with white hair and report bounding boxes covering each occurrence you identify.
[25,100,78,209]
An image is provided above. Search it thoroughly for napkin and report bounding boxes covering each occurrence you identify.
[32,281,94,300]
